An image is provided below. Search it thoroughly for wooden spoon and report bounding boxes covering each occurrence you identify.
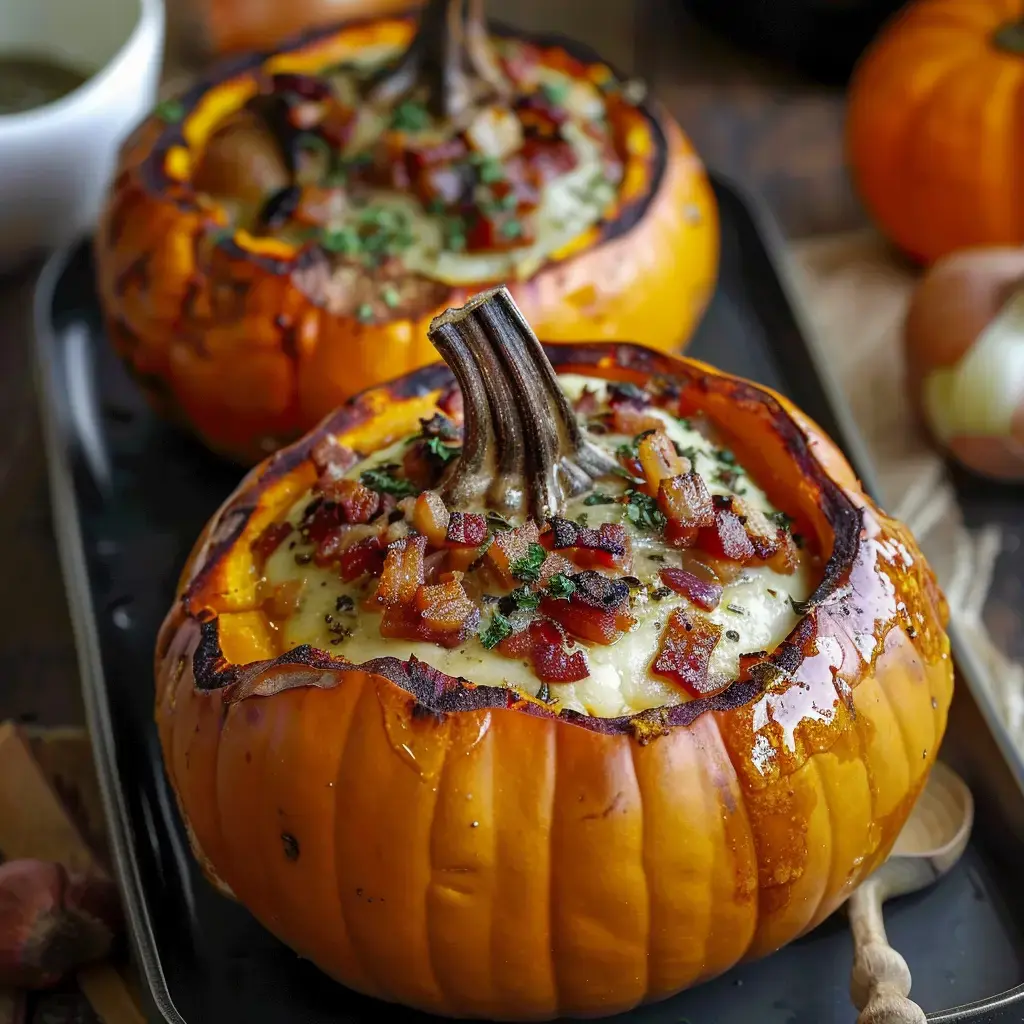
[848,761,974,1024]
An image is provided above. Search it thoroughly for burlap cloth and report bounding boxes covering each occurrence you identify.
[790,232,1023,743]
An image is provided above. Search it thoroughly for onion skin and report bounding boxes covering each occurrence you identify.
[904,248,1024,481]
[95,15,718,466]
[156,342,952,1020]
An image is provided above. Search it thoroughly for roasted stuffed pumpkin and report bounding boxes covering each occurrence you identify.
[156,289,950,1019]
[97,0,717,465]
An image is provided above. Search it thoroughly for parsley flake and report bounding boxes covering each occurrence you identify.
[360,467,417,497]
[390,100,430,132]
[423,436,459,464]
[584,492,616,506]
[510,587,541,611]
[154,98,185,123]
[479,612,513,649]
[509,542,547,582]
[546,574,576,600]
[623,490,666,532]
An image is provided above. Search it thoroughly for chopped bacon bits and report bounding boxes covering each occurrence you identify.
[657,568,723,611]
[311,435,359,478]
[413,490,450,546]
[658,470,715,546]
[651,610,724,697]
[445,511,488,547]
[251,521,293,570]
[414,572,478,631]
[339,535,387,582]
[540,571,635,645]
[374,535,427,608]
[546,517,631,571]
[380,604,478,648]
[321,478,380,523]
[498,619,589,683]
[702,507,757,563]
[637,429,686,496]
[611,405,664,437]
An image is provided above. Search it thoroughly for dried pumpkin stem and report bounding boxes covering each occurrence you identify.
[429,286,618,521]
[368,0,511,120]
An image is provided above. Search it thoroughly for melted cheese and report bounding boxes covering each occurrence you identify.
[261,374,814,717]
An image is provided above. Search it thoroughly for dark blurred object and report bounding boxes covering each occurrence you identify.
[681,0,908,84]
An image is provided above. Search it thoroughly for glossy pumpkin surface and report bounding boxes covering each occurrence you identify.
[96,13,717,465]
[155,342,951,1019]
[847,0,1024,264]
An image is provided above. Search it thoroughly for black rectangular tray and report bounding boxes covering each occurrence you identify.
[32,174,1024,1023]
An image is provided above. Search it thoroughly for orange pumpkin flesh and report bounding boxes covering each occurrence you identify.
[847,0,1024,265]
[155,308,951,1018]
[96,5,718,466]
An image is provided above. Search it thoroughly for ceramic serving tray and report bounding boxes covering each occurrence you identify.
[32,175,1024,1023]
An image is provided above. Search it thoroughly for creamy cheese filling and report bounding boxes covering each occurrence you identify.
[260,374,814,717]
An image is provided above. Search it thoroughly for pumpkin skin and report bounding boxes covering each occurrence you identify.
[155,342,951,1020]
[95,16,718,466]
[846,0,1024,265]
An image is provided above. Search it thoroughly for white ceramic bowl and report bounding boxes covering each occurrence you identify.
[0,0,165,273]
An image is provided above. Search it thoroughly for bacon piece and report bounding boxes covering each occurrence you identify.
[546,517,631,572]
[380,604,479,648]
[768,533,800,575]
[373,535,427,608]
[251,521,293,571]
[637,429,687,496]
[438,387,463,422]
[313,526,348,567]
[414,572,478,632]
[302,500,342,544]
[487,520,541,585]
[339,535,387,581]
[652,610,724,697]
[403,440,446,490]
[658,568,723,611]
[497,619,589,683]
[741,504,784,561]
[413,490,450,546]
[445,511,488,547]
[321,478,380,523]
[540,571,635,645]
[573,387,600,417]
[465,212,537,252]
[611,406,664,436]
[701,507,756,564]
[311,435,359,476]
[658,470,714,547]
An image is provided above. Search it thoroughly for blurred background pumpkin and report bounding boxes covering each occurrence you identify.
[847,0,1024,265]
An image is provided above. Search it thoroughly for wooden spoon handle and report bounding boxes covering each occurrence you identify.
[848,880,928,1024]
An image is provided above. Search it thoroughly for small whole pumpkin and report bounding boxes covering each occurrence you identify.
[904,247,1024,480]
[157,288,951,1019]
[96,0,717,465]
[847,0,1024,264]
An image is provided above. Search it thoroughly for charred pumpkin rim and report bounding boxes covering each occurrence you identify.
[177,341,866,739]
[135,15,669,286]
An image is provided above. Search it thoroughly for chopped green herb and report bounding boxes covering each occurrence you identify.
[486,511,514,531]
[356,303,374,324]
[154,98,185,123]
[473,155,504,183]
[510,587,541,611]
[443,216,467,251]
[536,681,552,703]
[771,511,795,530]
[678,416,692,430]
[320,227,361,255]
[509,542,547,582]
[381,286,400,309]
[678,445,700,463]
[584,491,616,506]
[479,612,513,649]
[424,436,458,464]
[296,132,331,156]
[615,441,637,460]
[546,573,576,600]
[360,467,417,497]
[390,100,430,132]
[540,80,571,106]
[575,513,589,527]
[500,218,524,240]
[623,490,666,531]
[427,197,446,215]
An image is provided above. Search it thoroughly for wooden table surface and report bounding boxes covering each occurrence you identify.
[0,5,865,726]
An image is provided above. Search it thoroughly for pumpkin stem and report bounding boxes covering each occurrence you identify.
[428,287,618,521]
[368,0,511,120]
[993,20,1024,55]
